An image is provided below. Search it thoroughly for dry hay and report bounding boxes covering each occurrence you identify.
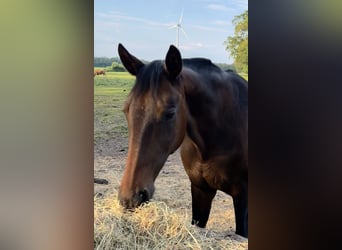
[94,190,248,250]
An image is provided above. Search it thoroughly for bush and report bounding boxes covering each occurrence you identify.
[110,62,126,72]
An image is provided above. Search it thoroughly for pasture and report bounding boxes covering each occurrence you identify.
[94,71,248,249]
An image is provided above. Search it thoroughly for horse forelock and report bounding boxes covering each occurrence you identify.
[130,60,164,98]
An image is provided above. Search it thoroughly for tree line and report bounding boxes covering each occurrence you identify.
[94,57,235,72]
[94,57,121,67]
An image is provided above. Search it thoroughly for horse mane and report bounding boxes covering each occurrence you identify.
[129,60,164,98]
[129,57,234,100]
[183,58,221,73]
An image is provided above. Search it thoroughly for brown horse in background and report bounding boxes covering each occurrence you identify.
[94,69,106,77]
[117,44,248,237]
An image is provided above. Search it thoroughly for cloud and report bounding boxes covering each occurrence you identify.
[96,12,173,28]
[212,20,231,26]
[206,4,233,12]
[180,42,205,51]
[95,20,121,29]
[233,0,248,10]
[189,24,227,33]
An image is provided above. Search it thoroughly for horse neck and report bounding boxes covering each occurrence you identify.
[180,68,238,160]
[181,67,226,119]
[180,69,216,159]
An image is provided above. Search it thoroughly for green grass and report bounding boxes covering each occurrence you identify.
[94,68,135,79]
[96,71,135,80]
[94,72,134,144]
[94,71,135,87]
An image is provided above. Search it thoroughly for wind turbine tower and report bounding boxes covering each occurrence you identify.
[169,9,188,48]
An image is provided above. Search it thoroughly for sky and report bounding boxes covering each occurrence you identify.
[94,0,247,64]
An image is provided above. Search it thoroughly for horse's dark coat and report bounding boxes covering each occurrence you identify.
[117,44,248,238]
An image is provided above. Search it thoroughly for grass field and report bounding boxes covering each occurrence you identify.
[94,71,248,249]
[94,72,133,146]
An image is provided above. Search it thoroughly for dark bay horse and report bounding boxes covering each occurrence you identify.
[117,44,248,237]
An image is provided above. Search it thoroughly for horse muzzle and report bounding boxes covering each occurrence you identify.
[118,185,155,209]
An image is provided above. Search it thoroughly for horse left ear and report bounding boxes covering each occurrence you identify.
[118,43,144,76]
[165,45,182,79]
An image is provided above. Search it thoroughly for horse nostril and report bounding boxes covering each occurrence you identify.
[119,198,129,209]
[118,189,151,209]
[138,189,149,203]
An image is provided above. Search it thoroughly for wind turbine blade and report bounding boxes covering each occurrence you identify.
[179,9,184,24]
[168,24,177,29]
[181,27,189,40]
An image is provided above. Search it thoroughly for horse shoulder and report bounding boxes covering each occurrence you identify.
[182,136,246,193]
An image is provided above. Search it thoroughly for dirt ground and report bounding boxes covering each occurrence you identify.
[94,133,248,246]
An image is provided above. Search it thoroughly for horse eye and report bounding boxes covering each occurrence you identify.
[162,108,176,121]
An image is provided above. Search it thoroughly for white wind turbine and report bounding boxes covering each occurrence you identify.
[169,9,188,48]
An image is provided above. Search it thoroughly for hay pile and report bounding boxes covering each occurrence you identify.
[94,191,248,250]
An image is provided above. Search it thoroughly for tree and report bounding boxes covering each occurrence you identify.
[110,62,126,72]
[224,10,248,74]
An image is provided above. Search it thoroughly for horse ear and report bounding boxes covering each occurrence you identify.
[118,43,144,76]
[165,45,182,79]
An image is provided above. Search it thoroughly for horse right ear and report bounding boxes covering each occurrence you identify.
[118,43,144,76]
[165,45,182,79]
